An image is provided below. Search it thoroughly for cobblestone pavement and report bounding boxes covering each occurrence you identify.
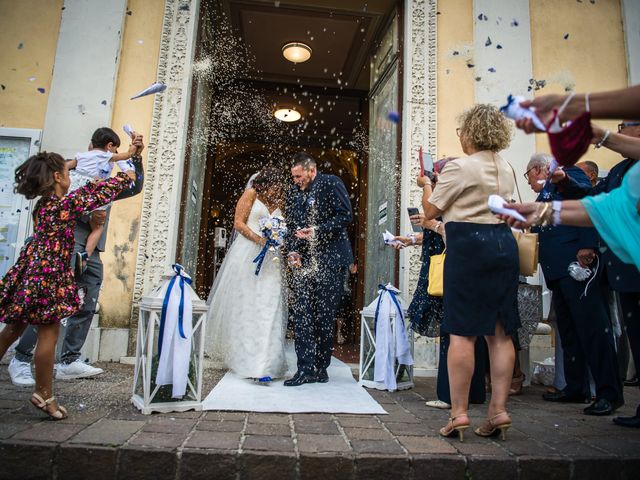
[0,363,639,480]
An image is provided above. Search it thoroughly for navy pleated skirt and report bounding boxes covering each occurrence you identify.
[442,222,520,337]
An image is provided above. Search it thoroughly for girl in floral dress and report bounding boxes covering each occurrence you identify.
[0,151,135,420]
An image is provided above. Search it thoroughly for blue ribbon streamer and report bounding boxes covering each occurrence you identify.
[252,239,278,276]
[158,264,193,356]
[374,284,405,331]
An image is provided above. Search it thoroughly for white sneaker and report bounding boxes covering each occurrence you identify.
[55,359,104,380]
[8,357,35,387]
[425,399,451,409]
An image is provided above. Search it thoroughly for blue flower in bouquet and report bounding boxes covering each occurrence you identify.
[253,215,288,275]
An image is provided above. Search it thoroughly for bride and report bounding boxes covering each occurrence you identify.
[206,167,288,380]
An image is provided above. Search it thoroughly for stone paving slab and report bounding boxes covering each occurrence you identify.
[0,362,639,479]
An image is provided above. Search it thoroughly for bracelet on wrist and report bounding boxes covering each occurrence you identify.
[532,202,553,227]
[594,130,610,149]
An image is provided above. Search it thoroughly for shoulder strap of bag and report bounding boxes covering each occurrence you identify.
[506,161,523,203]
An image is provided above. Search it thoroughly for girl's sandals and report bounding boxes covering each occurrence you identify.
[31,393,68,420]
[474,412,512,440]
[439,413,470,442]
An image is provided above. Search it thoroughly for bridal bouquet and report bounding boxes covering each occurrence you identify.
[252,215,288,275]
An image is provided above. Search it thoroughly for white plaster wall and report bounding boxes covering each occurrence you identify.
[473,0,537,202]
[622,0,640,85]
[41,0,128,157]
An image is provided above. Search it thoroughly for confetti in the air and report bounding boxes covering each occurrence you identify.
[387,111,400,123]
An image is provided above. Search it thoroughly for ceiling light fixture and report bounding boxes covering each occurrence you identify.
[274,108,301,122]
[282,42,312,63]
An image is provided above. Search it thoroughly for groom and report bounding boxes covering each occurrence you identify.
[284,152,353,386]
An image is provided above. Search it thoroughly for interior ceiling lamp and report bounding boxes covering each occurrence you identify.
[282,42,312,63]
[274,108,301,122]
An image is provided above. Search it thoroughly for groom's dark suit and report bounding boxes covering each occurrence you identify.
[286,172,353,376]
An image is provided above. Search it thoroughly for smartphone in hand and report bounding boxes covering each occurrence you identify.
[407,207,422,233]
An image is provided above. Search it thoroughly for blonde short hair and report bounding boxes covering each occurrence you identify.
[457,104,512,152]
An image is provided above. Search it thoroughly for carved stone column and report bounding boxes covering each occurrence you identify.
[401,0,438,297]
[129,0,200,351]
[399,0,438,373]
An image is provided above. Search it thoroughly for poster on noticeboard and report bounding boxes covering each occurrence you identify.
[0,130,40,277]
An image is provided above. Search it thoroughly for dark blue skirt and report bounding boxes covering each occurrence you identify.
[442,222,520,337]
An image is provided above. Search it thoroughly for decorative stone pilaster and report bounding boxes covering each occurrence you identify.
[401,0,438,297]
[129,0,200,350]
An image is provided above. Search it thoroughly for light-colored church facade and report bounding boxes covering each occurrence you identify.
[1,0,638,370]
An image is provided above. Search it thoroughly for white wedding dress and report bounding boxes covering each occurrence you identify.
[205,198,288,379]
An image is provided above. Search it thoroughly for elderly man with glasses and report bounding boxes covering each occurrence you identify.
[525,153,623,416]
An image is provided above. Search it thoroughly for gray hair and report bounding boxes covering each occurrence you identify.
[526,153,554,172]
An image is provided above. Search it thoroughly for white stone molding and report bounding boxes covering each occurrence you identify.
[131,0,200,331]
[473,0,536,201]
[41,0,128,157]
[622,0,640,85]
[400,0,438,297]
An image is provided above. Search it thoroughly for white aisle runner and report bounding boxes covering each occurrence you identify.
[202,346,386,414]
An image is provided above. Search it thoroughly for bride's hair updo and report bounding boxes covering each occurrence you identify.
[252,167,284,194]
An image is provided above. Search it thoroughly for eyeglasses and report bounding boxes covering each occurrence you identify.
[617,122,640,133]
[456,128,461,137]
[523,166,538,180]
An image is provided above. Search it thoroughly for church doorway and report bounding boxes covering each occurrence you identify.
[177,0,403,363]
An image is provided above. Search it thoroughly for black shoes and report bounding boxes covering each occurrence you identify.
[583,398,624,416]
[283,368,329,386]
[542,391,590,403]
[316,370,329,383]
[284,371,316,387]
[624,377,639,387]
[613,414,640,428]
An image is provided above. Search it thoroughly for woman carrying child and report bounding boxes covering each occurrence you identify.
[0,149,137,420]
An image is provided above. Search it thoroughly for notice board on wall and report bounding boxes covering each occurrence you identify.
[0,129,41,277]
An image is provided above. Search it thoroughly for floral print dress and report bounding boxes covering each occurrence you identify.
[0,173,131,325]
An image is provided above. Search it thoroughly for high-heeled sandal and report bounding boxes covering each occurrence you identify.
[509,373,525,396]
[474,412,511,440]
[439,414,470,442]
[31,393,68,420]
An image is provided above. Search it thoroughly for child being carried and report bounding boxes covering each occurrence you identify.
[67,127,137,276]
